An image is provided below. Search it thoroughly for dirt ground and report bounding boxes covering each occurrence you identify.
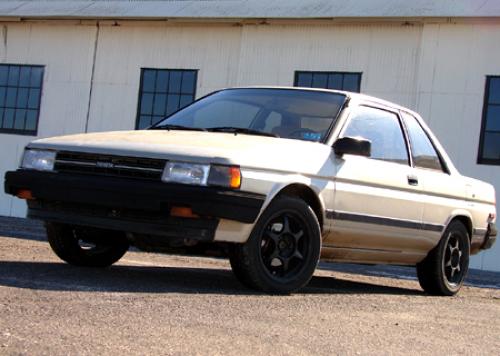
[0,233,499,355]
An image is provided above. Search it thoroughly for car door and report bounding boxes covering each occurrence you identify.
[400,111,465,249]
[325,104,428,261]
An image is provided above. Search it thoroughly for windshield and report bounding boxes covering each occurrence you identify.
[152,88,346,142]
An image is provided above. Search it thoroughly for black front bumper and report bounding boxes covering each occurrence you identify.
[4,170,265,238]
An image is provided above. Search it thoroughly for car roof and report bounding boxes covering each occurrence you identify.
[224,86,419,117]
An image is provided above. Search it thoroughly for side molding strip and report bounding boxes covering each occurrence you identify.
[326,210,444,232]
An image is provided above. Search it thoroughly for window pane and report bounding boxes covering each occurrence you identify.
[8,66,19,86]
[0,87,5,106]
[295,71,361,93]
[28,89,40,109]
[142,70,156,92]
[25,110,37,131]
[155,71,169,93]
[0,66,8,85]
[16,88,29,108]
[19,67,31,87]
[140,93,153,115]
[3,108,14,128]
[6,87,17,107]
[482,132,500,160]
[181,71,196,94]
[166,94,180,115]
[14,109,26,129]
[0,65,43,134]
[30,67,43,88]
[296,73,312,87]
[343,106,409,165]
[402,112,444,171]
[137,68,197,129]
[153,93,167,116]
[485,105,500,131]
[488,77,500,104]
[311,73,328,88]
[179,94,193,109]
[168,71,182,93]
[152,116,163,126]
[327,74,343,90]
[343,74,360,92]
[138,115,152,130]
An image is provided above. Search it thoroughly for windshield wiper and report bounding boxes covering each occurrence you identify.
[207,127,278,138]
[150,124,207,132]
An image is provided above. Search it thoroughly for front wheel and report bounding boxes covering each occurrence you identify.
[229,196,321,294]
[416,221,470,296]
[46,223,129,268]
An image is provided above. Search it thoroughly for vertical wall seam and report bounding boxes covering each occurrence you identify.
[84,22,100,133]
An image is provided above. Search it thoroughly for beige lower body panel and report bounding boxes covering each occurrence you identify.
[320,245,427,265]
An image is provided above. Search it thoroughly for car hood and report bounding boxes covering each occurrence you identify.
[28,130,334,174]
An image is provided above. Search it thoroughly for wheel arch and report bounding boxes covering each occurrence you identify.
[444,213,473,240]
[272,183,325,232]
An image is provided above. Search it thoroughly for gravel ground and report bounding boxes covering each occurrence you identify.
[0,218,499,355]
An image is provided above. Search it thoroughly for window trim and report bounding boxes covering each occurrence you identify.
[0,63,44,136]
[477,75,500,165]
[135,67,198,130]
[294,70,362,93]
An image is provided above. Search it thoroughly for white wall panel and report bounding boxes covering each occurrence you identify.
[0,20,499,270]
[0,22,97,217]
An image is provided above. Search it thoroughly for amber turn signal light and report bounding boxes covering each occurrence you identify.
[16,189,34,200]
[170,206,199,219]
[229,166,241,189]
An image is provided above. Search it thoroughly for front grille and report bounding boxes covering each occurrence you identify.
[54,151,165,180]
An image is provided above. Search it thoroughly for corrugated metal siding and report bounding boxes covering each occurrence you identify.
[0,20,499,270]
[0,0,500,20]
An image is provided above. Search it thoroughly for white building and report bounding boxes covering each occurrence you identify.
[0,0,499,271]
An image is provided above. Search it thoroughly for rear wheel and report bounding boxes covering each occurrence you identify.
[229,196,321,294]
[46,223,129,267]
[416,221,470,296]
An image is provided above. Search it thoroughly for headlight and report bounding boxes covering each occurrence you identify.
[21,149,56,171]
[162,161,241,189]
[162,162,210,185]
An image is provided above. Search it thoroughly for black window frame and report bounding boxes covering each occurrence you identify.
[135,68,198,130]
[294,71,362,93]
[0,63,44,136]
[477,75,500,165]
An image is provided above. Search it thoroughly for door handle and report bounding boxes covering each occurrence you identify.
[407,175,419,186]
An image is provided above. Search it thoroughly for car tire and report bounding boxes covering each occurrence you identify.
[229,196,321,294]
[46,223,129,268]
[416,220,470,296]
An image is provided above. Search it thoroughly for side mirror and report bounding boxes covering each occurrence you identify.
[333,136,371,157]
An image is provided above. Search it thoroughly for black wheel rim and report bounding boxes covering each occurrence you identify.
[259,211,309,280]
[443,232,466,286]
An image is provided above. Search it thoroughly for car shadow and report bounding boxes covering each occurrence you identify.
[0,260,423,296]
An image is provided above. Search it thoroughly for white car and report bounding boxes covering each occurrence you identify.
[4,87,497,295]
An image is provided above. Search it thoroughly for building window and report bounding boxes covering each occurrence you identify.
[478,76,500,165]
[294,71,362,92]
[136,68,198,129]
[0,64,44,135]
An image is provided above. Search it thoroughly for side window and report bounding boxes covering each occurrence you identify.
[342,106,409,165]
[401,112,444,172]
